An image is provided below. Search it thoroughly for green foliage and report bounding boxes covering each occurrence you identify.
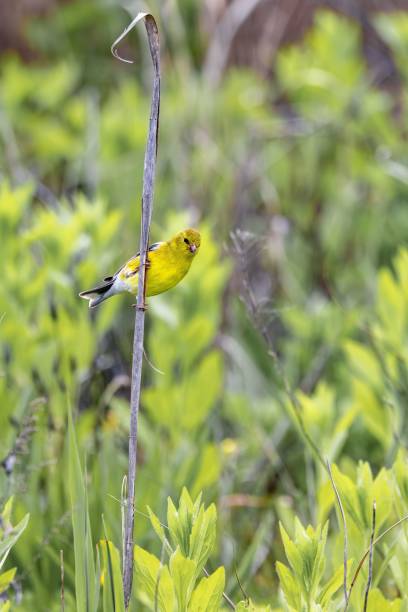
[135,489,224,611]
[99,539,125,612]
[276,519,349,610]
[1,3,408,610]
[68,408,99,612]
[0,498,28,605]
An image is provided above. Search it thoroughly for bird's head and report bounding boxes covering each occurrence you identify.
[173,228,201,257]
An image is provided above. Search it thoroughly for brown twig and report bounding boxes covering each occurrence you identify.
[363,501,376,612]
[326,459,348,608]
[111,12,160,609]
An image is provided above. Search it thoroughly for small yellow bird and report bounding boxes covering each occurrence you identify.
[79,228,201,308]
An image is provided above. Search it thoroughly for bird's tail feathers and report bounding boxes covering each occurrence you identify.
[79,279,115,308]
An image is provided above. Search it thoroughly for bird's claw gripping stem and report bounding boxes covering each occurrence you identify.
[132,257,150,309]
[132,303,148,311]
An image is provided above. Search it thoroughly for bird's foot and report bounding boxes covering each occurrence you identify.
[132,302,148,311]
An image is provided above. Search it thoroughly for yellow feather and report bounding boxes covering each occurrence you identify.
[79,228,201,307]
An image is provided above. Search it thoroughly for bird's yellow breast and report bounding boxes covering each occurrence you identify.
[118,242,193,297]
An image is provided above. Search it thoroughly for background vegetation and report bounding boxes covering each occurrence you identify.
[0,1,408,610]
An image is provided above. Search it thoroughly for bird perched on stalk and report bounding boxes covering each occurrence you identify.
[79,228,201,308]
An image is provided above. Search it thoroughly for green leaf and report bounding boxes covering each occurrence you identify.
[191,445,221,499]
[181,351,223,429]
[344,340,383,390]
[167,489,205,559]
[189,503,217,573]
[188,567,225,612]
[0,568,16,595]
[167,495,190,557]
[133,545,175,611]
[275,562,301,611]
[393,450,408,509]
[367,588,402,611]
[99,539,125,612]
[0,506,29,571]
[351,379,391,448]
[331,465,363,530]
[279,523,303,578]
[279,519,328,602]
[318,561,352,607]
[147,506,169,549]
[236,603,271,612]
[68,408,98,612]
[169,548,197,609]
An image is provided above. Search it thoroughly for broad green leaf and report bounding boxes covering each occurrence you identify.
[279,523,303,578]
[169,548,197,609]
[276,561,301,611]
[134,545,175,611]
[0,568,16,595]
[331,465,364,530]
[367,588,401,611]
[372,467,393,531]
[0,512,29,571]
[188,567,225,612]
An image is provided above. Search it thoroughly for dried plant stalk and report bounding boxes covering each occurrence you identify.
[111,12,160,608]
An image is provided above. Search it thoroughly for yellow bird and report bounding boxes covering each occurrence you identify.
[79,228,201,308]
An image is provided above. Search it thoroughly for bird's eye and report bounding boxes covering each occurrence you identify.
[184,238,190,245]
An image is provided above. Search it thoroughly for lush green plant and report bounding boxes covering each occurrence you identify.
[0,497,29,610]
[0,4,408,610]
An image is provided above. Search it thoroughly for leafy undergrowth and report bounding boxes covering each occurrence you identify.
[1,5,408,610]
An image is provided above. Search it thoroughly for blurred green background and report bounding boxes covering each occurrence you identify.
[1,0,408,610]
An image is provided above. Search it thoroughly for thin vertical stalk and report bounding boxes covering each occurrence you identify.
[111,13,160,609]
[363,501,376,612]
[60,549,65,612]
[326,460,348,608]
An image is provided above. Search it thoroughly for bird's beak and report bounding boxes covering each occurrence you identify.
[189,244,197,253]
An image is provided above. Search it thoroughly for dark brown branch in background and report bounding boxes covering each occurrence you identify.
[111,12,160,609]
